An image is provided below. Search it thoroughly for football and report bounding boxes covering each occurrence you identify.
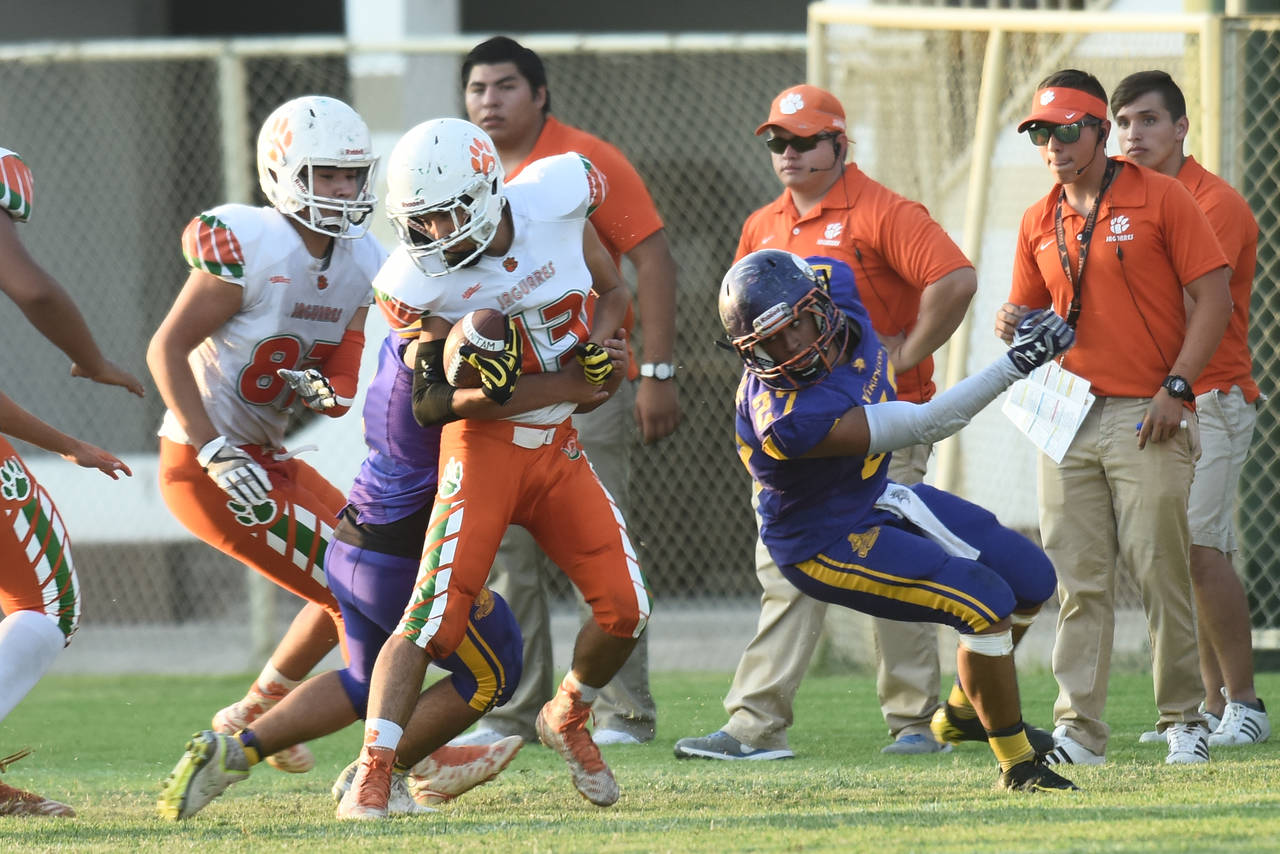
[442,308,507,388]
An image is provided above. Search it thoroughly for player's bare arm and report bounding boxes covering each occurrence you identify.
[1138,265,1231,449]
[0,390,131,479]
[627,228,681,443]
[581,222,630,348]
[146,269,246,448]
[888,266,977,372]
[0,213,145,397]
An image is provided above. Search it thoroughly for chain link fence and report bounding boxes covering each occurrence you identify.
[3,15,1275,669]
[810,4,1279,636]
[0,36,804,666]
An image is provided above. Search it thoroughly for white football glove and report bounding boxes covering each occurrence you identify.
[277,368,351,411]
[195,436,272,505]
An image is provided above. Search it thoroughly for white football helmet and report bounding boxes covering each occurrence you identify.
[385,118,506,276]
[256,95,378,238]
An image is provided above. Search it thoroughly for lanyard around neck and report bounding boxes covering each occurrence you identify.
[1056,158,1120,329]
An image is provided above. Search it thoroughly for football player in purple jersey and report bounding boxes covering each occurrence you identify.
[714,249,1077,792]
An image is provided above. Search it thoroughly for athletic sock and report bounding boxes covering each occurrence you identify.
[988,722,1035,772]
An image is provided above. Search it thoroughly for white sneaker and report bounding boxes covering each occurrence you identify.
[592,729,643,746]
[446,728,514,747]
[1209,700,1270,746]
[1041,726,1105,767]
[1165,723,1210,764]
[1139,701,1221,743]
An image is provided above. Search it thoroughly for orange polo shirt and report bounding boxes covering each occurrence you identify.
[1009,157,1228,399]
[507,116,664,265]
[1174,156,1260,401]
[507,116,664,377]
[735,163,972,403]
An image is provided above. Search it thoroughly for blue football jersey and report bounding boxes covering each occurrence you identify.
[733,257,896,566]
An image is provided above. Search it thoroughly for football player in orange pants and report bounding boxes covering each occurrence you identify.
[1,146,142,816]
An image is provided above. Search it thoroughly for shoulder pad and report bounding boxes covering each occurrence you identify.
[1,149,35,223]
[506,153,593,221]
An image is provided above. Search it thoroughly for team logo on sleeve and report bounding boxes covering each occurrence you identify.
[0,457,32,504]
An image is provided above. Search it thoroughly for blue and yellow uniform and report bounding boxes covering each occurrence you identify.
[735,258,1056,635]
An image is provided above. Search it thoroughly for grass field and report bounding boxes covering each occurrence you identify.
[2,667,1278,853]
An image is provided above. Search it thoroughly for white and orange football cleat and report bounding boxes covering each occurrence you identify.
[535,687,619,807]
[407,735,523,805]
[0,748,75,817]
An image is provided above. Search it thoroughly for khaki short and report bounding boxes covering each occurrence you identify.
[1188,386,1257,553]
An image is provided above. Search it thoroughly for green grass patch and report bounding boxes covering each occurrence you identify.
[2,668,1277,852]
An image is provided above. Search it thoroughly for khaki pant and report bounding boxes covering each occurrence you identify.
[723,444,939,750]
[477,381,654,741]
[1041,396,1204,754]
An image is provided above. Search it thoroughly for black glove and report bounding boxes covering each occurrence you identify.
[1007,309,1076,375]
[574,342,614,386]
[463,316,522,404]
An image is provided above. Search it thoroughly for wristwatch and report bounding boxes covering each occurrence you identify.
[1162,374,1194,402]
[640,362,676,381]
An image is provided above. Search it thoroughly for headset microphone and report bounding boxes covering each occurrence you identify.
[1074,130,1105,176]
[808,142,843,173]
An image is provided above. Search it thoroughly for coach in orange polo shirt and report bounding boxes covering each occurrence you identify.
[676,84,978,760]
[1113,70,1269,748]
[996,69,1232,767]
[449,36,680,748]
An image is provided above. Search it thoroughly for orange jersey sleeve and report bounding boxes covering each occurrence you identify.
[0,149,35,223]
[1179,157,1260,399]
[182,213,247,283]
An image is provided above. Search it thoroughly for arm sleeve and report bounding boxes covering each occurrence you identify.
[864,355,1022,454]
[318,326,365,417]
[410,338,459,427]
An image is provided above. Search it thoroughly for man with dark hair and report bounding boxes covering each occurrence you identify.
[997,68,1233,766]
[449,35,681,748]
[1112,69,1269,747]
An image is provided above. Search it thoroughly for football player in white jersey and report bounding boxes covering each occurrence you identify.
[1,147,141,817]
[147,96,385,775]
[338,118,651,817]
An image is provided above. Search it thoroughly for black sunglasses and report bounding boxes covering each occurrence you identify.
[1026,118,1101,146]
[764,132,836,154]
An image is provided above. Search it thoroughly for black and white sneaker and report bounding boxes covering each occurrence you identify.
[1165,723,1210,764]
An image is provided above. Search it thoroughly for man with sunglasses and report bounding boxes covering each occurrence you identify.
[1112,70,1268,748]
[995,69,1232,767]
[676,84,979,760]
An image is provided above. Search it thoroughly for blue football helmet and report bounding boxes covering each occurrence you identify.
[718,249,852,389]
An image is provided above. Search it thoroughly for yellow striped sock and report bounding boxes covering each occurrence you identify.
[989,724,1035,772]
